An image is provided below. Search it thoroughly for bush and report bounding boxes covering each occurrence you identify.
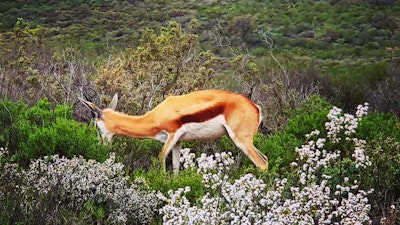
[254,132,300,176]
[255,95,333,176]
[0,98,108,165]
[358,112,400,140]
[0,148,23,224]
[320,61,389,111]
[227,15,256,39]
[285,95,333,137]
[357,112,400,221]
[0,149,159,225]
[262,95,400,222]
[367,61,400,116]
[0,99,27,150]
[111,137,163,171]
[134,158,204,205]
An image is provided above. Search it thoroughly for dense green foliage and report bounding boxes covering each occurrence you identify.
[0,98,108,166]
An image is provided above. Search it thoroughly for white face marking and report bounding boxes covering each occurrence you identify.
[178,115,227,141]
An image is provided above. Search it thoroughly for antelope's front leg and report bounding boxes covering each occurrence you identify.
[159,132,179,173]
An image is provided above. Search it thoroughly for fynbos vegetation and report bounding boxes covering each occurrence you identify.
[1,0,399,224]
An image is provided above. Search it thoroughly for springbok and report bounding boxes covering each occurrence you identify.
[79,89,268,173]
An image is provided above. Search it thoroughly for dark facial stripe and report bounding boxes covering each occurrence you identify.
[179,104,224,125]
[79,99,103,119]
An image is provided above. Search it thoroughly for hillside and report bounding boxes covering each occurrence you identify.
[1,0,399,56]
[1,0,399,116]
[0,1,399,224]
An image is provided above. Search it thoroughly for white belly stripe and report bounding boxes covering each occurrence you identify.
[178,115,227,141]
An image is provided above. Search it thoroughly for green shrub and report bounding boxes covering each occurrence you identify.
[227,15,256,39]
[258,95,333,175]
[250,46,268,56]
[321,61,389,110]
[358,112,400,140]
[134,167,204,204]
[0,155,23,224]
[0,99,27,150]
[111,137,163,171]
[366,136,400,191]
[357,112,400,219]
[255,132,301,176]
[0,98,108,166]
[285,95,332,138]
[290,102,400,222]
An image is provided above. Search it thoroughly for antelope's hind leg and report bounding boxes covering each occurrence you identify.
[223,123,269,171]
[238,139,269,170]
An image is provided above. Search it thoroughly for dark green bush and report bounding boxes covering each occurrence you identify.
[358,112,400,140]
[134,167,204,204]
[321,61,389,110]
[357,112,400,218]
[254,95,333,176]
[111,137,162,171]
[255,132,301,176]
[0,160,24,224]
[0,99,27,150]
[285,95,332,138]
[0,98,108,166]
[227,15,256,39]
[368,138,400,220]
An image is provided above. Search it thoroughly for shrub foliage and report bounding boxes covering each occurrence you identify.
[0,98,108,166]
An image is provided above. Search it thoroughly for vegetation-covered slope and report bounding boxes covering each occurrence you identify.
[0,0,399,224]
[1,0,399,114]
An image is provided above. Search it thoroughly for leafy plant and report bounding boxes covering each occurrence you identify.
[254,95,333,176]
[357,112,400,222]
[321,61,389,110]
[111,137,163,171]
[134,163,204,204]
[0,98,108,166]
[0,148,23,224]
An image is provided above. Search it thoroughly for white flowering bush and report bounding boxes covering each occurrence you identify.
[159,103,374,224]
[20,153,159,224]
[0,148,20,197]
[0,147,24,222]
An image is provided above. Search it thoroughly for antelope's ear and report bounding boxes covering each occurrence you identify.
[78,97,103,119]
[108,93,118,110]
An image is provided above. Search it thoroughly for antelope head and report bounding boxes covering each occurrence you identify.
[79,94,118,142]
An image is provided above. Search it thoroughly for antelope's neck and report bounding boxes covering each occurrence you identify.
[103,110,159,139]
